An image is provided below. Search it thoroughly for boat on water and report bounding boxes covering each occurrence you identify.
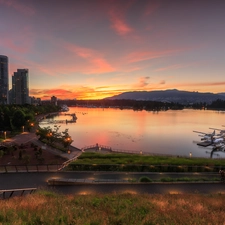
[61,105,69,112]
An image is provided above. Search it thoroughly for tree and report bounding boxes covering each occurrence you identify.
[0,150,4,158]
[11,110,26,129]
[51,125,61,142]
[61,129,73,148]
[3,106,12,130]
[36,126,52,140]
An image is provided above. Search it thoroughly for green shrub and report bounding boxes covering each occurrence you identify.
[139,176,152,182]
[160,177,174,182]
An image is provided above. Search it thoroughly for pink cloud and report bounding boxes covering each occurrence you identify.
[127,49,183,63]
[8,36,116,78]
[1,26,35,55]
[3,39,28,54]
[90,58,115,74]
[109,13,133,36]
[104,1,134,37]
[0,0,35,16]
[134,76,150,88]
[8,55,58,78]
[64,43,115,74]
[144,0,160,16]
[155,64,187,72]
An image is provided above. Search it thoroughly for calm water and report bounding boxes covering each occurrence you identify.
[41,107,225,158]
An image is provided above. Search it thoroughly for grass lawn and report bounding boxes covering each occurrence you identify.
[72,152,225,166]
[0,190,225,225]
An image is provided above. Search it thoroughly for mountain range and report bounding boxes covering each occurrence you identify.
[106,89,225,104]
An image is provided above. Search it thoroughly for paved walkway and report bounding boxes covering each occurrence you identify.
[3,131,82,161]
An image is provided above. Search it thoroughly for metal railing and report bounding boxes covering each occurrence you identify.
[0,164,62,173]
[81,144,112,152]
[68,163,222,173]
[0,188,37,199]
[81,144,181,157]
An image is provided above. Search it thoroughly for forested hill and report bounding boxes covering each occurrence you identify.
[106,89,225,104]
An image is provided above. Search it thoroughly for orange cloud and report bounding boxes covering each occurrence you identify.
[30,83,135,100]
[30,88,76,100]
[175,81,225,87]
[159,80,166,85]
[30,86,103,100]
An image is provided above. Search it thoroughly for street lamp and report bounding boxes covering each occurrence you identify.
[47,132,52,143]
[4,131,6,140]
[66,137,71,154]
[22,126,24,133]
[189,152,192,158]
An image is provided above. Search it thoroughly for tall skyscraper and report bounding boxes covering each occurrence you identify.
[0,55,9,104]
[51,96,57,105]
[11,69,29,105]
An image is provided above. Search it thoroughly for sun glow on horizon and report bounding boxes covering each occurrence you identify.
[2,0,225,101]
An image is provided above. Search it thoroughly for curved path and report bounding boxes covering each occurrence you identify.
[2,130,224,195]
[0,172,224,195]
[4,131,82,161]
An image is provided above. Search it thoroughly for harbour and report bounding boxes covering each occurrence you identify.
[40,107,225,159]
[39,113,77,124]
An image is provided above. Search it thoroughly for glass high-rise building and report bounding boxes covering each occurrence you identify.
[12,69,29,105]
[0,55,8,104]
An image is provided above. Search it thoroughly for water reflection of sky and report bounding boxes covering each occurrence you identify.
[41,107,225,159]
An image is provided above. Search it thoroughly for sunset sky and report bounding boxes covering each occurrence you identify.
[1,0,225,100]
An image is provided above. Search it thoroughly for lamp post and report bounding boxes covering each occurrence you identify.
[30,123,34,132]
[46,132,52,144]
[66,137,71,154]
[4,131,6,140]
[22,126,24,133]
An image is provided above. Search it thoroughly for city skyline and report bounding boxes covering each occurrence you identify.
[1,0,225,100]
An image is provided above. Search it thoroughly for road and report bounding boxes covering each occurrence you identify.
[2,129,224,195]
[1,171,224,195]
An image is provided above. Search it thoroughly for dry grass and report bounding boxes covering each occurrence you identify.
[0,191,225,224]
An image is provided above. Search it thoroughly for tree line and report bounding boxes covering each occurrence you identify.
[75,99,184,110]
[0,104,61,133]
[192,99,225,110]
[75,99,225,111]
